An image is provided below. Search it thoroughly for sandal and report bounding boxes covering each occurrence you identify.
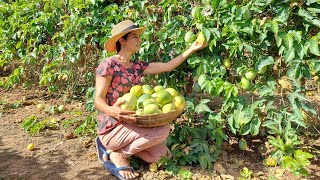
[95,136,109,164]
[103,160,136,180]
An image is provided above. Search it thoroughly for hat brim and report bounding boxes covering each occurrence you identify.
[104,27,147,52]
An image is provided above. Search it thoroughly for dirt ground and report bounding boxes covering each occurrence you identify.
[0,87,319,180]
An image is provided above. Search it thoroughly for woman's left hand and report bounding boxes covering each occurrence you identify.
[189,40,208,52]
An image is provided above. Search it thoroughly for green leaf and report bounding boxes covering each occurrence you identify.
[276,32,286,47]
[271,19,279,35]
[268,136,285,151]
[284,33,293,49]
[195,99,212,114]
[198,74,207,87]
[296,7,320,28]
[202,28,211,42]
[250,118,261,136]
[240,123,251,135]
[227,115,237,135]
[294,43,304,59]
[255,56,275,71]
[282,156,295,169]
[188,56,203,66]
[178,169,193,179]
[284,48,295,62]
[258,85,274,97]
[309,40,320,56]
[290,31,301,44]
[294,149,313,160]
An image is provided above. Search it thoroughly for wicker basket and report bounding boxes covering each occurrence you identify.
[129,107,185,127]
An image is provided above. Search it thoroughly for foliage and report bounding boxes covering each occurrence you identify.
[21,115,58,136]
[1,0,319,177]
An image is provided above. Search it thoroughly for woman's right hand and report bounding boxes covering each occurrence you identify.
[110,99,136,123]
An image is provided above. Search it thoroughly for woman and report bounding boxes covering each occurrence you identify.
[94,20,206,180]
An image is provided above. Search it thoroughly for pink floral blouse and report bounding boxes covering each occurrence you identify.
[95,57,149,135]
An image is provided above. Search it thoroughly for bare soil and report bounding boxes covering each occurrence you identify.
[0,87,319,180]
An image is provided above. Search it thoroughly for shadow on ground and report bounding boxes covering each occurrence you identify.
[0,137,67,180]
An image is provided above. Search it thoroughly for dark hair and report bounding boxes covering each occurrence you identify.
[116,33,129,52]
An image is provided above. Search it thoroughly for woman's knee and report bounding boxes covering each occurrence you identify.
[153,124,170,142]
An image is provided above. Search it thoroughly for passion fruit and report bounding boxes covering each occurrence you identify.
[264,157,277,167]
[196,31,206,45]
[191,6,201,19]
[185,31,196,43]
[257,66,267,74]
[239,139,247,150]
[240,77,251,90]
[245,70,257,80]
[27,143,35,151]
[223,58,231,68]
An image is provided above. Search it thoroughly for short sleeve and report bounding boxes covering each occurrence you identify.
[96,59,114,79]
[135,60,149,75]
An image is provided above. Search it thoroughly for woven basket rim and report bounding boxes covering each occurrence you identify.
[132,106,186,118]
[128,106,186,127]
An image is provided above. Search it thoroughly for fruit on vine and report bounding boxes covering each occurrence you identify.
[264,157,277,167]
[191,6,201,19]
[239,139,247,150]
[185,31,196,43]
[27,143,35,151]
[130,85,143,98]
[240,77,251,90]
[196,31,206,45]
[223,58,231,68]
[245,70,257,80]
[149,162,158,172]
[258,66,267,74]
[117,93,137,111]
[314,75,319,81]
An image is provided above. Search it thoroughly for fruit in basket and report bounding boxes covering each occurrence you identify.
[156,90,173,106]
[135,109,144,115]
[143,99,159,107]
[151,92,157,98]
[137,93,151,109]
[172,95,186,109]
[162,103,175,113]
[117,93,137,111]
[142,85,154,95]
[130,85,143,98]
[143,104,160,115]
[154,85,165,93]
[165,88,179,97]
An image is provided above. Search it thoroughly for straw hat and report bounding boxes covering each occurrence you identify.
[104,20,147,52]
